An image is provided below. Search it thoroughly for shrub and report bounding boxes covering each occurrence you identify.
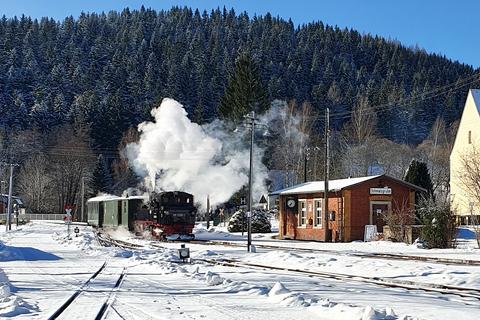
[227,209,271,233]
[418,199,457,248]
[382,199,416,243]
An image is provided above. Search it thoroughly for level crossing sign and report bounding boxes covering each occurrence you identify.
[64,205,75,223]
[64,209,72,222]
[64,205,75,239]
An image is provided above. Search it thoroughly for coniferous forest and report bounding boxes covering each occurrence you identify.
[0,6,477,150]
[0,6,478,213]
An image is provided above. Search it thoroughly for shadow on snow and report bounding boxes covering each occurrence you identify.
[0,246,62,262]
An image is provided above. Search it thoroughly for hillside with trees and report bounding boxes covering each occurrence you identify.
[0,6,478,147]
[0,6,478,213]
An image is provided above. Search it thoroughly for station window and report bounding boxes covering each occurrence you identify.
[314,199,322,227]
[298,200,307,226]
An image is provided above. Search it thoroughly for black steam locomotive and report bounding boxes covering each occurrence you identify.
[87,191,197,240]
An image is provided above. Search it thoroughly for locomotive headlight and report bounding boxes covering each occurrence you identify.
[153,227,163,235]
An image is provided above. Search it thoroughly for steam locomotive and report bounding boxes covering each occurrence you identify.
[87,191,197,240]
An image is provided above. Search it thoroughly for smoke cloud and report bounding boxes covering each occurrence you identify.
[126,98,268,209]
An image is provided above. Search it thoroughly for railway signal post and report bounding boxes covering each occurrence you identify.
[64,205,74,239]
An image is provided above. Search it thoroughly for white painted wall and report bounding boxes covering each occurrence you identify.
[450,89,480,217]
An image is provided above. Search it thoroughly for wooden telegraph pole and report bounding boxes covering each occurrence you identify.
[323,108,331,242]
[1,163,19,231]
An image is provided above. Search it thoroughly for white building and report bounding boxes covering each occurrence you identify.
[450,89,480,224]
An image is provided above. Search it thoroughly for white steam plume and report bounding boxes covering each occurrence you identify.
[126,98,268,209]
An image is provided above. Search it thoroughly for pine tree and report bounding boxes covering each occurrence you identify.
[92,154,113,195]
[0,7,476,150]
[218,53,269,122]
[404,160,434,198]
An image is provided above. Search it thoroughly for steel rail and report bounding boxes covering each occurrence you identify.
[181,240,480,266]
[95,267,127,320]
[102,236,480,302]
[95,232,144,250]
[196,257,480,301]
[47,261,107,320]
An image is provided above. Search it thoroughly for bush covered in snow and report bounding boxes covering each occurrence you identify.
[227,209,271,233]
[418,199,457,248]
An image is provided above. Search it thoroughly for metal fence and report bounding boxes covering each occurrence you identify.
[0,213,65,221]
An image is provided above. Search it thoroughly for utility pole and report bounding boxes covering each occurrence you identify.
[246,111,255,253]
[323,108,331,242]
[1,163,19,231]
[81,176,85,222]
[304,149,308,183]
[304,146,319,183]
[206,195,210,229]
[243,110,268,252]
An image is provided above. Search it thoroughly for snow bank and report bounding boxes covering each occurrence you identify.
[315,303,403,320]
[268,282,290,296]
[267,281,405,319]
[193,224,245,241]
[267,282,318,307]
[0,253,36,316]
[51,228,106,257]
[205,271,224,286]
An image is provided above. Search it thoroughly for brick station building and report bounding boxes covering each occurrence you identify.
[270,175,425,242]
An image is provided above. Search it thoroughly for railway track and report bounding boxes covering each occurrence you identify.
[47,261,106,319]
[94,228,480,267]
[183,239,480,266]
[96,232,144,250]
[97,233,480,305]
[196,257,480,302]
[148,241,480,302]
[94,267,127,320]
[47,260,127,320]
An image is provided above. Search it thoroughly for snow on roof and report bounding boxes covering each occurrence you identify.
[0,194,25,205]
[87,195,119,202]
[471,89,480,114]
[270,175,381,196]
[87,194,149,202]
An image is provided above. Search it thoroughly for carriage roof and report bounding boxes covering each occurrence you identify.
[87,195,148,203]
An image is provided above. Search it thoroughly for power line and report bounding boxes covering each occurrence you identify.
[303,71,480,124]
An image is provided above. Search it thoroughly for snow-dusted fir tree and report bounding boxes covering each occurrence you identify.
[404,159,433,198]
[228,209,271,233]
[92,154,113,195]
[218,53,269,122]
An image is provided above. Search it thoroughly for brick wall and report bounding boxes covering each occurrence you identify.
[278,176,418,242]
[346,177,415,241]
[279,192,341,241]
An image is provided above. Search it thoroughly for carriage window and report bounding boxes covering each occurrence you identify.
[298,200,307,226]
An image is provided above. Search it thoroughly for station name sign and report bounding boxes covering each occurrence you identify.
[370,187,392,195]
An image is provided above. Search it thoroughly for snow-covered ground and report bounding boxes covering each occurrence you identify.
[1,221,479,319]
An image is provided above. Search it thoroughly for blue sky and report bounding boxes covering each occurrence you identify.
[2,0,479,68]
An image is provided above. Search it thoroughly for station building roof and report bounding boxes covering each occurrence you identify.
[269,174,426,196]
